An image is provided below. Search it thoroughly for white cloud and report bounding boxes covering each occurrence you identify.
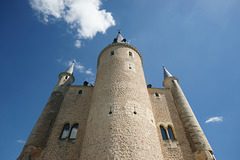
[65,59,95,77]
[30,0,115,47]
[67,59,84,73]
[17,139,26,144]
[30,0,65,20]
[86,68,94,76]
[74,40,81,48]
[205,116,223,124]
[75,62,85,73]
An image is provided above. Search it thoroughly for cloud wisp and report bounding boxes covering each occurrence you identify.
[205,116,223,124]
[30,0,115,47]
[64,59,95,77]
[17,139,26,144]
[85,68,94,76]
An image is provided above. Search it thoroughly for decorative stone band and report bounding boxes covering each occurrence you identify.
[97,43,143,68]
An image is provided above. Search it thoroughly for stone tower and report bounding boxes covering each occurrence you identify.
[18,62,75,160]
[18,32,215,160]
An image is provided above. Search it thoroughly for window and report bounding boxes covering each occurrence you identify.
[111,51,114,55]
[160,125,168,140]
[129,64,132,69]
[167,126,175,140]
[69,124,79,139]
[129,52,133,56]
[65,76,68,79]
[60,123,70,139]
[155,93,159,97]
[78,90,83,95]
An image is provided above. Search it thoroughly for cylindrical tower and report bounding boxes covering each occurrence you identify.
[162,66,215,160]
[80,33,163,159]
[18,62,75,160]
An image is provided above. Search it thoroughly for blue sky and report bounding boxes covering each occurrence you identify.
[0,0,240,159]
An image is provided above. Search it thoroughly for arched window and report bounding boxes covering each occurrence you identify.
[111,51,114,55]
[167,126,175,140]
[129,52,133,56]
[69,124,79,139]
[160,125,168,140]
[61,123,70,139]
[155,93,159,97]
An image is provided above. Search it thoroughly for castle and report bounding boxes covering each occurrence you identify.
[18,32,215,160]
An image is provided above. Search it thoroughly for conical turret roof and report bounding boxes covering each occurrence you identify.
[163,65,173,80]
[112,31,127,44]
[66,61,75,74]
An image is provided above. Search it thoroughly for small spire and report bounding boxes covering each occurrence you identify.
[65,61,75,74]
[112,31,127,44]
[163,65,173,80]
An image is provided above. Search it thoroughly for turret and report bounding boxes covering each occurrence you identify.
[18,62,75,160]
[80,32,164,159]
[53,61,75,93]
[162,66,215,160]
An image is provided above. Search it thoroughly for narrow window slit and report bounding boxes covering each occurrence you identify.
[69,124,79,139]
[160,125,168,140]
[60,123,70,139]
[167,126,176,140]
[109,107,112,114]
[78,90,83,95]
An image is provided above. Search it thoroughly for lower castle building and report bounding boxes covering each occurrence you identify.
[18,32,215,160]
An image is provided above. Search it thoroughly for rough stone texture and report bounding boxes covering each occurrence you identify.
[18,91,64,160]
[43,86,93,159]
[18,42,215,160]
[18,72,74,160]
[149,88,196,160]
[163,78,214,160]
[80,44,164,159]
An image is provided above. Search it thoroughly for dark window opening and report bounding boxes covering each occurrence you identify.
[167,126,175,140]
[129,52,132,56]
[109,111,112,114]
[69,124,79,139]
[155,93,159,97]
[60,123,70,139]
[111,51,114,55]
[78,90,82,95]
[133,111,137,114]
[65,76,68,79]
[160,126,168,140]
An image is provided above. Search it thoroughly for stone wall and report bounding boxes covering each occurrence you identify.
[43,86,93,159]
[149,88,196,160]
[18,91,64,160]
[80,43,164,159]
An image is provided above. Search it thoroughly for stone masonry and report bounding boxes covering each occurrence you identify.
[18,32,215,160]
